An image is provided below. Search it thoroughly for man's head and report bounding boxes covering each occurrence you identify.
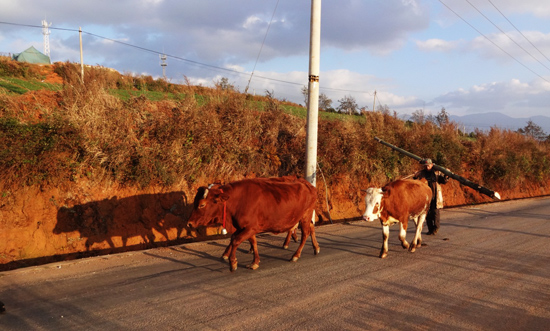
[421,158,433,170]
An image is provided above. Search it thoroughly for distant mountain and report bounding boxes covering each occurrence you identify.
[448,112,550,134]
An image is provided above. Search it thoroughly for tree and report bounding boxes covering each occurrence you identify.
[318,93,332,112]
[337,95,359,115]
[517,120,548,141]
[301,86,308,107]
[301,87,333,112]
[411,109,426,124]
[215,77,236,91]
[435,107,449,127]
[376,104,390,115]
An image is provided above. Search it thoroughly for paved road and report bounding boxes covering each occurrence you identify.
[1,197,549,330]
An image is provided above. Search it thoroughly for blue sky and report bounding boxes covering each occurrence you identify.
[1,0,549,119]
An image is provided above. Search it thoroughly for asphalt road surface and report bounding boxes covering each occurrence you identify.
[1,197,549,330]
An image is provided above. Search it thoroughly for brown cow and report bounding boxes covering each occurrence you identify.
[201,177,299,251]
[362,179,432,258]
[187,177,319,271]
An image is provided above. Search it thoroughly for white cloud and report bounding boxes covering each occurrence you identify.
[416,38,461,52]
[433,78,550,117]
[243,16,263,29]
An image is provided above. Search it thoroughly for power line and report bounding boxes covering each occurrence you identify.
[0,21,75,32]
[487,0,550,64]
[437,1,550,84]
[464,0,550,72]
[0,20,378,98]
[245,0,280,93]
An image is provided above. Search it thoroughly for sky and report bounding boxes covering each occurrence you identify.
[1,0,549,120]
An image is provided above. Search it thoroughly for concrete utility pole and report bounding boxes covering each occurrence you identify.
[160,54,167,80]
[305,0,321,186]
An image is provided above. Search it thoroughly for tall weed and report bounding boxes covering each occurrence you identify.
[1,59,549,196]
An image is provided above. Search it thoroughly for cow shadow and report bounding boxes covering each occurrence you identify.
[54,191,193,252]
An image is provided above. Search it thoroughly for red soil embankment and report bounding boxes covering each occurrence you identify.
[1,176,548,271]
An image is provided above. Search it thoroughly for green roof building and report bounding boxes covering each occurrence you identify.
[12,46,51,64]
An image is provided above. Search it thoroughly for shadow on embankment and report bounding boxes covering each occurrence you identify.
[0,190,357,272]
[1,191,213,271]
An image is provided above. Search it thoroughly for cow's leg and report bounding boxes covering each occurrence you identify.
[418,213,426,246]
[221,237,234,262]
[228,228,255,272]
[309,222,320,255]
[409,217,419,252]
[225,236,258,260]
[410,213,426,252]
[248,237,256,254]
[290,220,311,262]
[283,231,292,250]
[380,224,390,258]
[399,222,410,250]
[283,224,299,249]
[246,235,260,270]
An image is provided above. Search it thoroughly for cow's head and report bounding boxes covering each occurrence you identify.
[362,187,383,222]
[187,185,229,229]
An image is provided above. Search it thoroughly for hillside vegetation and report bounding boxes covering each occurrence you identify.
[2,57,549,195]
[1,57,550,269]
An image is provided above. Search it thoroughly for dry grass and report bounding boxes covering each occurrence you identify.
[1,58,550,196]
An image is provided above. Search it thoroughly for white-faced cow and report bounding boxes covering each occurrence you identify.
[362,179,432,258]
[187,177,319,272]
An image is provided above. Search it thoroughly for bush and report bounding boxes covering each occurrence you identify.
[0,117,81,187]
[0,56,44,79]
[2,60,550,195]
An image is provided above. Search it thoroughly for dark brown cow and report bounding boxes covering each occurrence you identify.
[187,177,319,271]
[362,179,432,258]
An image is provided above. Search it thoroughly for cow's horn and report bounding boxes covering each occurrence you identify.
[203,188,209,199]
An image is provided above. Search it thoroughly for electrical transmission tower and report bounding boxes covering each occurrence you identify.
[159,54,167,79]
[42,19,52,59]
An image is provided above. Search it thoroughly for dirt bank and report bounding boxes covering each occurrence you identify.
[1,176,548,271]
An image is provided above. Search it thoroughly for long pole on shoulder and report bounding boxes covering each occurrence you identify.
[374,137,501,200]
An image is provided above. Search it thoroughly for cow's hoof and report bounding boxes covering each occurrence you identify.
[290,256,299,262]
[221,256,229,262]
[247,263,259,270]
[283,245,289,249]
[314,248,320,255]
[409,246,416,253]
[230,262,238,272]
[379,252,388,259]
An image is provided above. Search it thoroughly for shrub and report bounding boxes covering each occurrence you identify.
[2,60,550,197]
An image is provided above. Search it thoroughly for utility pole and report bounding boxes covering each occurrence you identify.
[79,27,84,82]
[159,54,167,80]
[373,90,377,112]
[305,0,321,187]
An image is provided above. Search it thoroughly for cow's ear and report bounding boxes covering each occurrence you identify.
[220,193,230,202]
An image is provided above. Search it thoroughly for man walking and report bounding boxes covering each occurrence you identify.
[413,158,449,235]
